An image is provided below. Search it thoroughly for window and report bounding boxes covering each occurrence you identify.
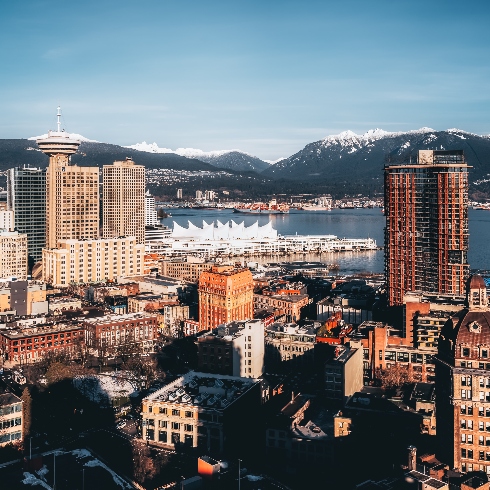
[185,411,193,418]
[469,421,474,430]
[462,405,467,414]
[463,347,470,357]
[469,406,474,415]
[468,449,474,459]
[158,420,167,428]
[462,449,467,458]
[171,422,180,430]
[159,407,167,414]
[172,409,180,417]
[184,424,193,432]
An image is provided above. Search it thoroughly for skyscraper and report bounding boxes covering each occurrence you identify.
[384,150,469,306]
[103,159,145,244]
[37,109,99,248]
[198,265,254,330]
[7,166,46,265]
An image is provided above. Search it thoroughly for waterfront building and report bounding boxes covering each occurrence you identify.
[103,159,145,244]
[7,166,46,265]
[177,188,183,199]
[145,190,159,227]
[37,116,99,248]
[384,149,469,306]
[141,371,261,454]
[198,266,254,330]
[0,230,28,280]
[42,236,144,286]
[197,319,265,378]
[0,392,22,446]
[0,321,84,364]
[436,275,490,474]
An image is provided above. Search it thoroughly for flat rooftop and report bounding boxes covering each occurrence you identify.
[144,371,259,410]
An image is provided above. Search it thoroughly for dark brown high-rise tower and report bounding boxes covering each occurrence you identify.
[384,150,469,306]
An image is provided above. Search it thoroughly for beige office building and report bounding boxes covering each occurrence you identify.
[37,130,99,248]
[42,237,144,286]
[0,230,28,280]
[103,159,145,244]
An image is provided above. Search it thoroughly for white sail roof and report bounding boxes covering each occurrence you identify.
[171,220,277,240]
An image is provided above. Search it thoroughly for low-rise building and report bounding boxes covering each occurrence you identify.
[160,257,217,283]
[0,321,84,364]
[197,319,265,378]
[141,371,261,455]
[0,392,22,446]
[42,236,145,286]
[324,341,363,404]
[254,293,309,323]
[0,280,48,316]
[48,296,82,314]
[264,322,316,371]
[82,312,158,355]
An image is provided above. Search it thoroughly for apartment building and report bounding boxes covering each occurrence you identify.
[42,237,144,286]
[103,159,145,245]
[141,371,261,454]
[0,230,28,280]
[254,293,309,323]
[198,266,254,330]
[197,319,265,378]
[384,150,469,306]
[0,392,22,446]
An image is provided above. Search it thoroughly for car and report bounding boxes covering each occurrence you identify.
[116,421,127,429]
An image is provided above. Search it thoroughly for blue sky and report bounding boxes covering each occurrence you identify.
[1,0,489,160]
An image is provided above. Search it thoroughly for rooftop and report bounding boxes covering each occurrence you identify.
[144,371,259,410]
[81,312,156,325]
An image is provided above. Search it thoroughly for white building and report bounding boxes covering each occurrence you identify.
[145,190,159,227]
[0,230,28,280]
[197,319,265,379]
[0,210,14,232]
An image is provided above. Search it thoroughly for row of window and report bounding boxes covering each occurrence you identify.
[461,405,490,417]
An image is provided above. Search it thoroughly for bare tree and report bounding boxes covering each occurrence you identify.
[21,387,32,438]
[375,363,415,389]
[132,440,156,483]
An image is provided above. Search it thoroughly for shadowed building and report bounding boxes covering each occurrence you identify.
[384,150,469,306]
[436,275,490,474]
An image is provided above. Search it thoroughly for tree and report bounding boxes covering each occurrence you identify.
[45,361,85,385]
[21,387,32,438]
[375,363,415,389]
[132,440,156,483]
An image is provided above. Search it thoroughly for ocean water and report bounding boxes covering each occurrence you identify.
[160,208,490,275]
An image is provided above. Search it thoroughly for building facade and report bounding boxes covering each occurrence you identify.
[0,230,28,280]
[254,293,309,323]
[0,281,48,316]
[197,320,265,378]
[145,190,159,227]
[103,159,145,244]
[0,393,22,446]
[141,371,261,455]
[42,237,144,286]
[82,312,158,355]
[160,258,217,283]
[436,275,490,474]
[198,266,254,330]
[384,150,469,306]
[0,210,14,231]
[0,321,84,364]
[7,166,46,264]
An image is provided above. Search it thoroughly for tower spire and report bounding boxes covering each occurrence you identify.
[57,106,61,132]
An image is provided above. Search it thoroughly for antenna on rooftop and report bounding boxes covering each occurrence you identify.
[57,106,61,132]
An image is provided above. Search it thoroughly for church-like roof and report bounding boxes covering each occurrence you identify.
[470,274,487,289]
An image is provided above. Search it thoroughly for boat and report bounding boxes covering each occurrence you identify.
[301,204,331,211]
[233,199,289,214]
[301,196,332,211]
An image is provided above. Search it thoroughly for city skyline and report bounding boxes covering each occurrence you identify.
[1,0,489,160]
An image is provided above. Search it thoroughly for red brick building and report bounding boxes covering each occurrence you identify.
[0,322,84,364]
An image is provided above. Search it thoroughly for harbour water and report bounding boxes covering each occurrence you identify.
[161,208,490,275]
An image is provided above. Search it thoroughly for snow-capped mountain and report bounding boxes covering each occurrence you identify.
[261,128,490,184]
[125,141,271,173]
